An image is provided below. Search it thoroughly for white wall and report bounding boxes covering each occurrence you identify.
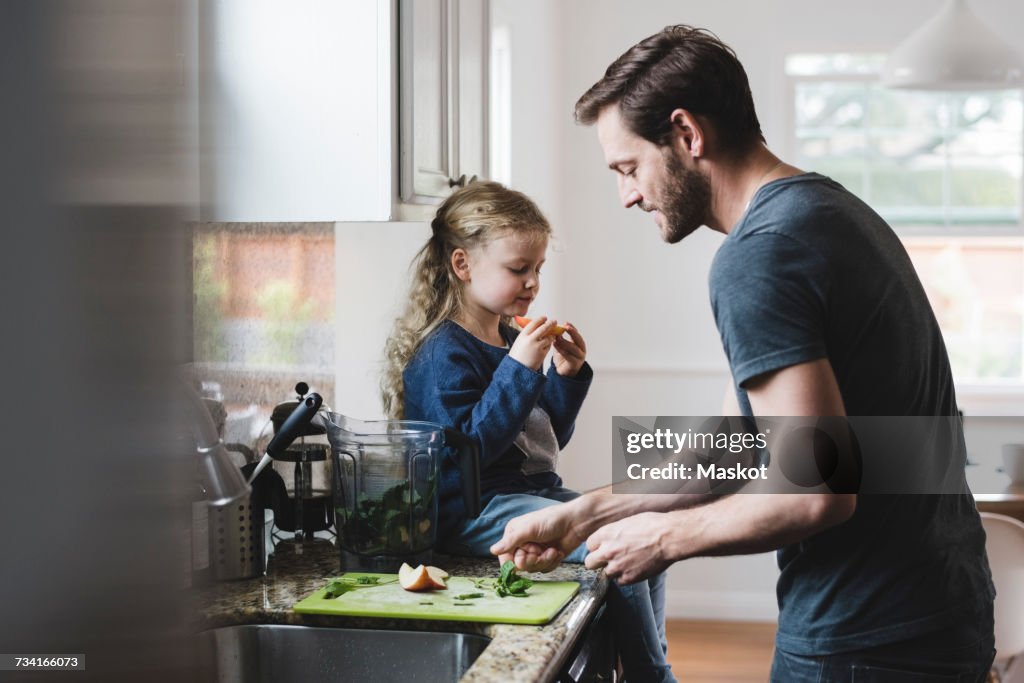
[335,0,1024,622]
[333,221,429,420]
[491,0,567,319]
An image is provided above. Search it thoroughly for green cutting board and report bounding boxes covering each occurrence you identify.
[293,572,580,625]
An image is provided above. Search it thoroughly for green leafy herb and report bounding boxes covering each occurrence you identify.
[323,579,354,599]
[469,565,534,598]
[494,561,533,598]
[322,575,396,599]
[453,593,485,600]
[355,576,381,585]
[418,601,434,605]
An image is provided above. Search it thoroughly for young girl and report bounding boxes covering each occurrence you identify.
[382,181,675,682]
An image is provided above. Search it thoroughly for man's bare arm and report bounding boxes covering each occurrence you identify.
[583,359,857,582]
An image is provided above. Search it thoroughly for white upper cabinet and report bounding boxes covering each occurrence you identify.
[200,0,393,222]
[199,0,489,223]
[399,0,489,209]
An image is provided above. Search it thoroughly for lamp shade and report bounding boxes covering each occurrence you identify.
[881,0,1023,90]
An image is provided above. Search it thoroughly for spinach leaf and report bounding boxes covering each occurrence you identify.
[323,579,354,599]
[493,561,533,598]
[321,575,395,599]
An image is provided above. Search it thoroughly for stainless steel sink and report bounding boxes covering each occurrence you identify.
[198,624,491,683]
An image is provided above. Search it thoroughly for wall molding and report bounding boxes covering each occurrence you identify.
[592,364,729,376]
[663,588,779,622]
[956,385,1024,417]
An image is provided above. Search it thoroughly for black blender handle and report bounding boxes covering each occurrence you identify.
[444,427,481,518]
[266,392,323,458]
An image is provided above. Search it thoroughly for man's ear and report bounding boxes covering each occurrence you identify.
[669,108,705,159]
[451,248,471,282]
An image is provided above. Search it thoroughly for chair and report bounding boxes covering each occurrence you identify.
[981,512,1024,683]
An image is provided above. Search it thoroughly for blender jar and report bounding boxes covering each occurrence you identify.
[321,413,479,572]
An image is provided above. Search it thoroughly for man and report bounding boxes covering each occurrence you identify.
[490,25,996,681]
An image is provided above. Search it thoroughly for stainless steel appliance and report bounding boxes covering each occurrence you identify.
[208,492,265,582]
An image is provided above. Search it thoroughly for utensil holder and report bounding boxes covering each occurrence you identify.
[209,494,265,580]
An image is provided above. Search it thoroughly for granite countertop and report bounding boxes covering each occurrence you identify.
[193,540,609,683]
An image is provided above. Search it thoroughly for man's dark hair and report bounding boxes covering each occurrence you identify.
[575,25,765,156]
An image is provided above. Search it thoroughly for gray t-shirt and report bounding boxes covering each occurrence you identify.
[515,405,559,476]
[709,173,994,655]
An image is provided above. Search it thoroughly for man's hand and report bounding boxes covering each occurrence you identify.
[509,316,557,371]
[503,542,565,573]
[584,511,673,584]
[552,323,587,377]
[490,500,589,572]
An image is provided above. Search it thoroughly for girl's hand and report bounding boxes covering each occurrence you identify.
[509,316,557,371]
[552,323,587,377]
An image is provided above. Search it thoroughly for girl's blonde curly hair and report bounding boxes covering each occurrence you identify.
[381,181,551,418]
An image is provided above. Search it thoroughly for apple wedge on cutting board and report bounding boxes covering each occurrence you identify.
[398,562,448,591]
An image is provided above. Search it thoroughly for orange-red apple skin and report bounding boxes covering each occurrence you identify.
[513,316,566,337]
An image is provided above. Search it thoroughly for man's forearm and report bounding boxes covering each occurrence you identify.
[661,493,856,561]
[573,485,719,539]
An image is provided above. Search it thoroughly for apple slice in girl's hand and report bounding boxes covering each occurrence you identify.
[513,316,567,337]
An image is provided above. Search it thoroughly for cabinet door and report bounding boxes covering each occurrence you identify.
[399,0,488,205]
[400,0,456,203]
[201,0,392,221]
[457,0,488,184]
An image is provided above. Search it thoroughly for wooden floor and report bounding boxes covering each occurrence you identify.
[665,619,776,682]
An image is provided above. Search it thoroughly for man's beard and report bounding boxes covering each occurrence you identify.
[648,149,711,244]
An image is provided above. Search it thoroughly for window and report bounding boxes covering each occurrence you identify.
[193,223,335,447]
[787,54,1024,387]
[904,237,1023,383]
[489,23,512,186]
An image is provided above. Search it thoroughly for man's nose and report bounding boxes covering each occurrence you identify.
[618,178,642,209]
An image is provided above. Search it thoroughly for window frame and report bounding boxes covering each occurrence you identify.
[783,57,1024,408]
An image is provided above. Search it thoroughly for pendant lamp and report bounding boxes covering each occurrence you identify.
[881,0,1022,90]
